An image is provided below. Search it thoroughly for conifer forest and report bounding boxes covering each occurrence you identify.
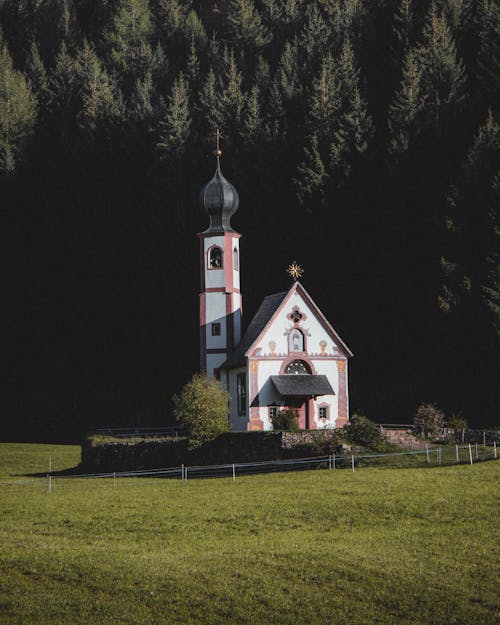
[2,0,499,440]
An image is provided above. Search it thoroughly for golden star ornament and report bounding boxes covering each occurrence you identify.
[287,261,304,280]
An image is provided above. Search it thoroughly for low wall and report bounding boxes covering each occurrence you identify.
[81,430,345,472]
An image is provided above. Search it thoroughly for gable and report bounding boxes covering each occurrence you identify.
[247,282,353,359]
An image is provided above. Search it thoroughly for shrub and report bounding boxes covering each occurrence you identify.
[342,413,389,451]
[447,413,468,442]
[271,408,300,431]
[173,374,230,448]
[413,403,445,438]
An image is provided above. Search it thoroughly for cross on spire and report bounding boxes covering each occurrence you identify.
[215,129,223,164]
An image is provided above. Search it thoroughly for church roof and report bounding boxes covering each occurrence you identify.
[271,375,334,397]
[221,290,288,368]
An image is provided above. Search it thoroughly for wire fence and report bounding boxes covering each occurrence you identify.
[34,442,497,493]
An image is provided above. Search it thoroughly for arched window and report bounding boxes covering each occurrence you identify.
[233,247,239,270]
[288,329,304,352]
[209,246,223,269]
[284,360,310,375]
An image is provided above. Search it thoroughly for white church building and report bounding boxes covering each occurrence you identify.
[198,153,352,431]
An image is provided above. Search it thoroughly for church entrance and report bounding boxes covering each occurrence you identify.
[287,397,313,429]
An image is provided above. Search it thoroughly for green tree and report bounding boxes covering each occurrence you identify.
[476,0,500,104]
[198,67,223,137]
[105,0,154,91]
[392,0,414,57]
[0,43,37,174]
[388,48,425,156]
[26,41,52,113]
[76,41,123,133]
[413,403,445,438]
[157,72,191,158]
[225,0,271,54]
[294,133,328,209]
[173,374,230,448]
[439,111,500,340]
[418,4,466,129]
[275,38,302,104]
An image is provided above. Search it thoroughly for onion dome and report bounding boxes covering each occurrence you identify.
[200,157,239,233]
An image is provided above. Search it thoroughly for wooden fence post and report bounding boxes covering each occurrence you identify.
[232,464,236,482]
[426,445,430,463]
[468,444,473,465]
[455,445,459,463]
[333,454,336,470]
[494,441,497,459]
[351,455,355,473]
[483,431,486,447]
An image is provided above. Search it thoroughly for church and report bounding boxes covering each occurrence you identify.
[198,150,352,432]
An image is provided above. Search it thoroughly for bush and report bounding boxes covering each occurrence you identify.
[413,403,445,438]
[342,413,389,451]
[173,374,230,448]
[271,408,300,431]
[447,413,468,442]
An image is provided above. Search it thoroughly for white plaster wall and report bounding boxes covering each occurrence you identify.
[205,292,227,349]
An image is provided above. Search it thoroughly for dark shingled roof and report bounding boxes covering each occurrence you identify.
[221,291,288,369]
[271,375,334,397]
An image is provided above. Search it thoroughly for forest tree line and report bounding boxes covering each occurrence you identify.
[2,0,499,439]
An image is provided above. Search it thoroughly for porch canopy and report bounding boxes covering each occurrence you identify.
[270,375,334,397]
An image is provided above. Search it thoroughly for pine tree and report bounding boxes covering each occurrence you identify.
[439,111,500,340]
[242,84,264,144]
[182,9,208,51]
[105,0,153,91]
[158,72,191,158]
[388,48,425,155]
[300,4,329,70]
[476,0,500,105]
[418,4,466,129]
[392,0,414,59]
[50,42,77,128]
[219,49,246,143]
[186,35,200,95]
[130,71,154,124]
[275,38,302,103]
[225,0,271,53]
[76,41,123,133]
[198,67,223,136]
[26,41,52,112]
[0,43,37,174]
[307,52,340,144]
[294,133,328,210]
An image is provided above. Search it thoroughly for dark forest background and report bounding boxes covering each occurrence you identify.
[2,0,499,441]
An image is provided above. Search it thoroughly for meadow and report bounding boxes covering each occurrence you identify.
[0,443,498,625]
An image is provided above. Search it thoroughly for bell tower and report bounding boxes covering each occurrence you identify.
[198,138,242,378]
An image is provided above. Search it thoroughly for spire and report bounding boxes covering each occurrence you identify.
[199,130,240,233]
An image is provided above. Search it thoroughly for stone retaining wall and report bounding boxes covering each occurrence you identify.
[81,430,346,472]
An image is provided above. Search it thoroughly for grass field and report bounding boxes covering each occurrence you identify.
[0,443,498,625]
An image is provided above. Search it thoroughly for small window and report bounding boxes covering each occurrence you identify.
[209,246,223,269]
[211,322,221,336]
[237,372,246,416]
[233,247,239,270]
[269,404,279,419]
[284,359,310,375]
[319,406,329,420]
